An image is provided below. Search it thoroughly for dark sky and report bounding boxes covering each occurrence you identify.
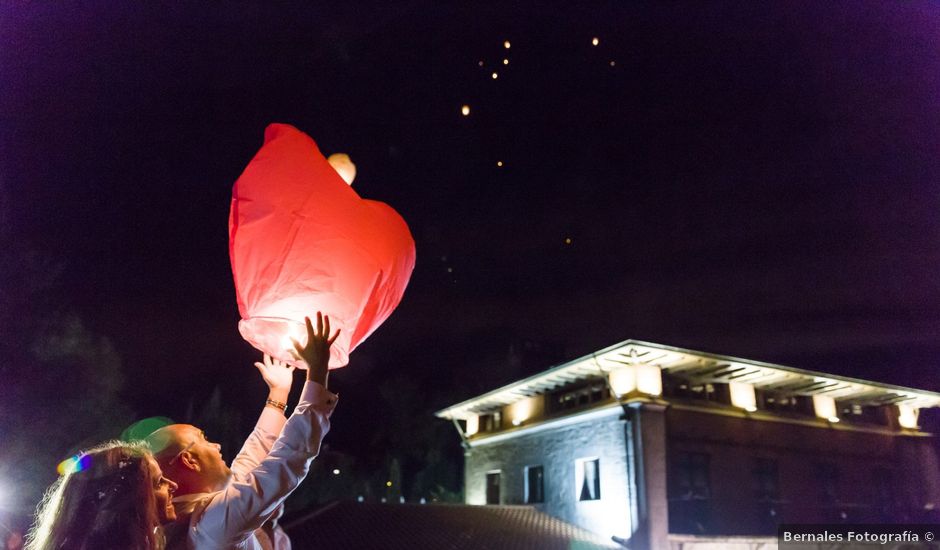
[4,2,940,458]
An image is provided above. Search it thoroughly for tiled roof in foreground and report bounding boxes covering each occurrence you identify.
[284,500,621,549]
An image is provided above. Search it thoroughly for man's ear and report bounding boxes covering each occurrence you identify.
[179,452,200,472]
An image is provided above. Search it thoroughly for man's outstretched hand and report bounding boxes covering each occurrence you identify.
[292,312,340,387]
[254,354,294,404]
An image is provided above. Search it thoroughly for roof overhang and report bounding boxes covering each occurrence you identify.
[435,340,940,420]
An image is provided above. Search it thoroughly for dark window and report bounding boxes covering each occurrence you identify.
[838,402,883,425]
[486,472,500,504]
[525,465,544,503]
[757,391,814,416]
[814,462,839,504]
[664,375,729,404]
[672,452,710,500]
[752,458,779,501]
[479,412,502,432]
[548,381,610,414]
[578,458,601,501]
[669,452,712,534]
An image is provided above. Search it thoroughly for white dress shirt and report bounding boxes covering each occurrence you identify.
[170,381,337,550]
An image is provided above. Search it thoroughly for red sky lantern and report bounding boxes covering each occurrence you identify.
[229,124,416,368]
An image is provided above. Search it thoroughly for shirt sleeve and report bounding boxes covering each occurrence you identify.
[230,404,287,476]
[192,381,338,548]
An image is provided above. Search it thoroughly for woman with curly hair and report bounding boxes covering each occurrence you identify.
[26,441,178,550]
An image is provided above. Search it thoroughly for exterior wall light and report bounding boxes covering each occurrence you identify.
[636,364,662,396]
[898,404,919,429]
[465,414,479,436]
[608,368,636,396]
[609,365,662,397]
[729,382,757,412]
[813,395,838,422]
[509,396,536,426]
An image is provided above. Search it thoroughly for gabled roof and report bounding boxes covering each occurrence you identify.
[284,501,620,549]
[436,339,940,420]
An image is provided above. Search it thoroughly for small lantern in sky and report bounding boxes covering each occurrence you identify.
[326,153,356,185]
[229,124,416,368]
[503,40,511,49]
[461,105,470,116]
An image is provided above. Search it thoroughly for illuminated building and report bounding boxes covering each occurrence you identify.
[437,340,940,550]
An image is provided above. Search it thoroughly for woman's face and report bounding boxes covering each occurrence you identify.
[147,456,178,523]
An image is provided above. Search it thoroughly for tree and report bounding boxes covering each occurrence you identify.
[0,243,133,517]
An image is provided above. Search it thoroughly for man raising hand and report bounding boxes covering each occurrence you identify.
[149,312,339,550]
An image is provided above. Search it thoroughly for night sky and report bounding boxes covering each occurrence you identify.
[4,2,940,467]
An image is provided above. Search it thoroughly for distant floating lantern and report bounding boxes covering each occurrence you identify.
[229,124,416,368]
[497,161,503,167]
[491,72,498,79]
[326,153,356,185]
[502,58,509,65]
[592,37,599,46]
[461,105,470,116]
[503,40,511,49]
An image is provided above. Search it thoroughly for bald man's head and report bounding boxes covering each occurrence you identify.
[146,424,230,495]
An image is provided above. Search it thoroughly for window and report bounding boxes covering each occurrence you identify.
[486,471,501,504]
[758,391,809,413]
[577,458,601,501]
[669,452,712,534]
[525,465,544,503]
[548,381,610,414]
[664,375,728,404]
[480,412,502,432]
[752,458,779,501]
[672,452,710,500]
[838,402,883,425]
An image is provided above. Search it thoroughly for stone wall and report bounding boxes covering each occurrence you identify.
[464,406,634,541]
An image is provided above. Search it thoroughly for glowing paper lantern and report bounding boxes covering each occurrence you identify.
[229,123,416,368]
[327,153,356,185]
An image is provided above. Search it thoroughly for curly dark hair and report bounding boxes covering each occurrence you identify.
[26,441,164,550]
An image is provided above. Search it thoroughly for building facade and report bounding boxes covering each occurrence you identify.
[436,340,940,550]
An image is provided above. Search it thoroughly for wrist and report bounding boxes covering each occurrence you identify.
[307,367,328,387]
[268,389,290,403]
[265,397,287,413]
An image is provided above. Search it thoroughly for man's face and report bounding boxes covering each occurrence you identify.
[174,425,231,489]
